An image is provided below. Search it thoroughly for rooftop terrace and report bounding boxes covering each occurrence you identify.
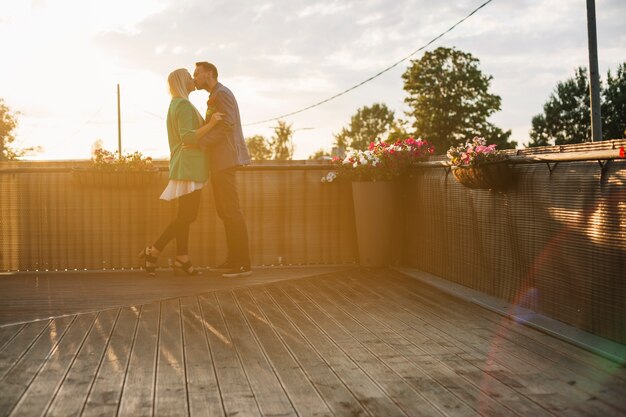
[1,267,625,417]
[0,140,625,416]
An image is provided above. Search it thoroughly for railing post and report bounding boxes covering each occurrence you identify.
[117,83,122,155]
[586,0,603,141]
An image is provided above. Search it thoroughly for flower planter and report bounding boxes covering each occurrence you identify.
[451,161,514,191]
[72,167,160,188]
[351,180,397,267]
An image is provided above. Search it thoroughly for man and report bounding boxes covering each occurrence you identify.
[193,62,252,278]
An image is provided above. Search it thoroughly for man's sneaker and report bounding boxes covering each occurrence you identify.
[210,261,233,272]
[222,266,252,278]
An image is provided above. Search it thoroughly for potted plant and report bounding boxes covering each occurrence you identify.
[72,148,159,188]
[323,138,435,267]
[447,136,514,191]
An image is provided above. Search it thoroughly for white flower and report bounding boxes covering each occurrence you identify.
[321,171,337,183]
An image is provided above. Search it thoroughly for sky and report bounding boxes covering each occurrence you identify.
[1,0,625,161]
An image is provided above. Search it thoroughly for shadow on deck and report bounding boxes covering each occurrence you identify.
[1,267,625,416]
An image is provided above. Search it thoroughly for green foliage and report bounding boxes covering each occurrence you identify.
[0,99,40,161]
[402,47,514,153]
[245,134,272,160]
[334,103,395,151]
[90,147,154,171]
[529,67,591,146]
[386,119,411,144]
[270,120,294,160]
[602,63,626,139]
[529,62,626,146]
[482,124,517,150]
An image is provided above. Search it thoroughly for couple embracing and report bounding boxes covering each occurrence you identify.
[139,62,252,278]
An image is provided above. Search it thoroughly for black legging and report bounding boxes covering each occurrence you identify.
[153,189,202,255]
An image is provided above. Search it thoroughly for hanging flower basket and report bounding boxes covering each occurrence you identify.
[447,136,515,191]
[451,161,514,190]
[72,167,160,188]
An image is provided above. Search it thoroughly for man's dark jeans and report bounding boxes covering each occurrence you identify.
[211,167,251,268]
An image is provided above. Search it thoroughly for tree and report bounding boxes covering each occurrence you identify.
[402,47,515,153]
[602,62,626,140]
[1,99,40,161]
[529,67,592,146]
[334,103,395,151]
[245,134,272,160]
[386,119,411,144]
[270,120,294,160]
[529,62,626,146]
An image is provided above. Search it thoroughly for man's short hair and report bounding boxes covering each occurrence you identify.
[195,62,218,78]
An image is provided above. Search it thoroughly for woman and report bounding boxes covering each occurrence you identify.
[139,68,222,276]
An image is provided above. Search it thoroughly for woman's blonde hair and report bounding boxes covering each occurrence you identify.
[167,68,204,124]
[168,68,192,98]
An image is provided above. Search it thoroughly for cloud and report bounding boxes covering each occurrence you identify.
[92,0,625,150]
[4,0,625,159]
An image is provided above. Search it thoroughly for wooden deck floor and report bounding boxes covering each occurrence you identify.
[0,267,625,417]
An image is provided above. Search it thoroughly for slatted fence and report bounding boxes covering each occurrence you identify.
[0,161,358,271]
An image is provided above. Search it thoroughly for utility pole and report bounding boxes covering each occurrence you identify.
[117,83,122,155]
[586,0,603,141]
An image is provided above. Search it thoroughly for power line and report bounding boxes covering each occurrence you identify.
[129,99,165,120]
[66,106,105,140]
[243,0,494,127]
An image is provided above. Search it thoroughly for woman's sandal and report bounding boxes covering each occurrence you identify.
[138,246,158,276]
[174,258,203,276]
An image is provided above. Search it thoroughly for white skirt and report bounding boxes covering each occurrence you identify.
[160,180,205,201]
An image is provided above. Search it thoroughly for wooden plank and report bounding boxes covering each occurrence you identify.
[83,306,142,417]
[0,267,349,327]
[326,274,461,357]
[312,276,558,417]
[234,288,333,417]
[179,296,224,417]
[323,275,544,392]
[390,271,626,383]
[8,313,98,416]
[115,303,159,417]
[197,292,262,417]
[351,272,621,417]
[265,284,409,417]
[406,276,626,387]
[45,308,119,417]
[215,290,297,417]
[280,282,450,417]
[294,279,501,417]
[455,353,602,417]
[0,324,23,352]
[154,299,188,417]
[372,272,626,415]
[479,311,626,383]
[0,321,49,378]
[247,286,369,417]
[470,327,626,413]
[0,316,75,416]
